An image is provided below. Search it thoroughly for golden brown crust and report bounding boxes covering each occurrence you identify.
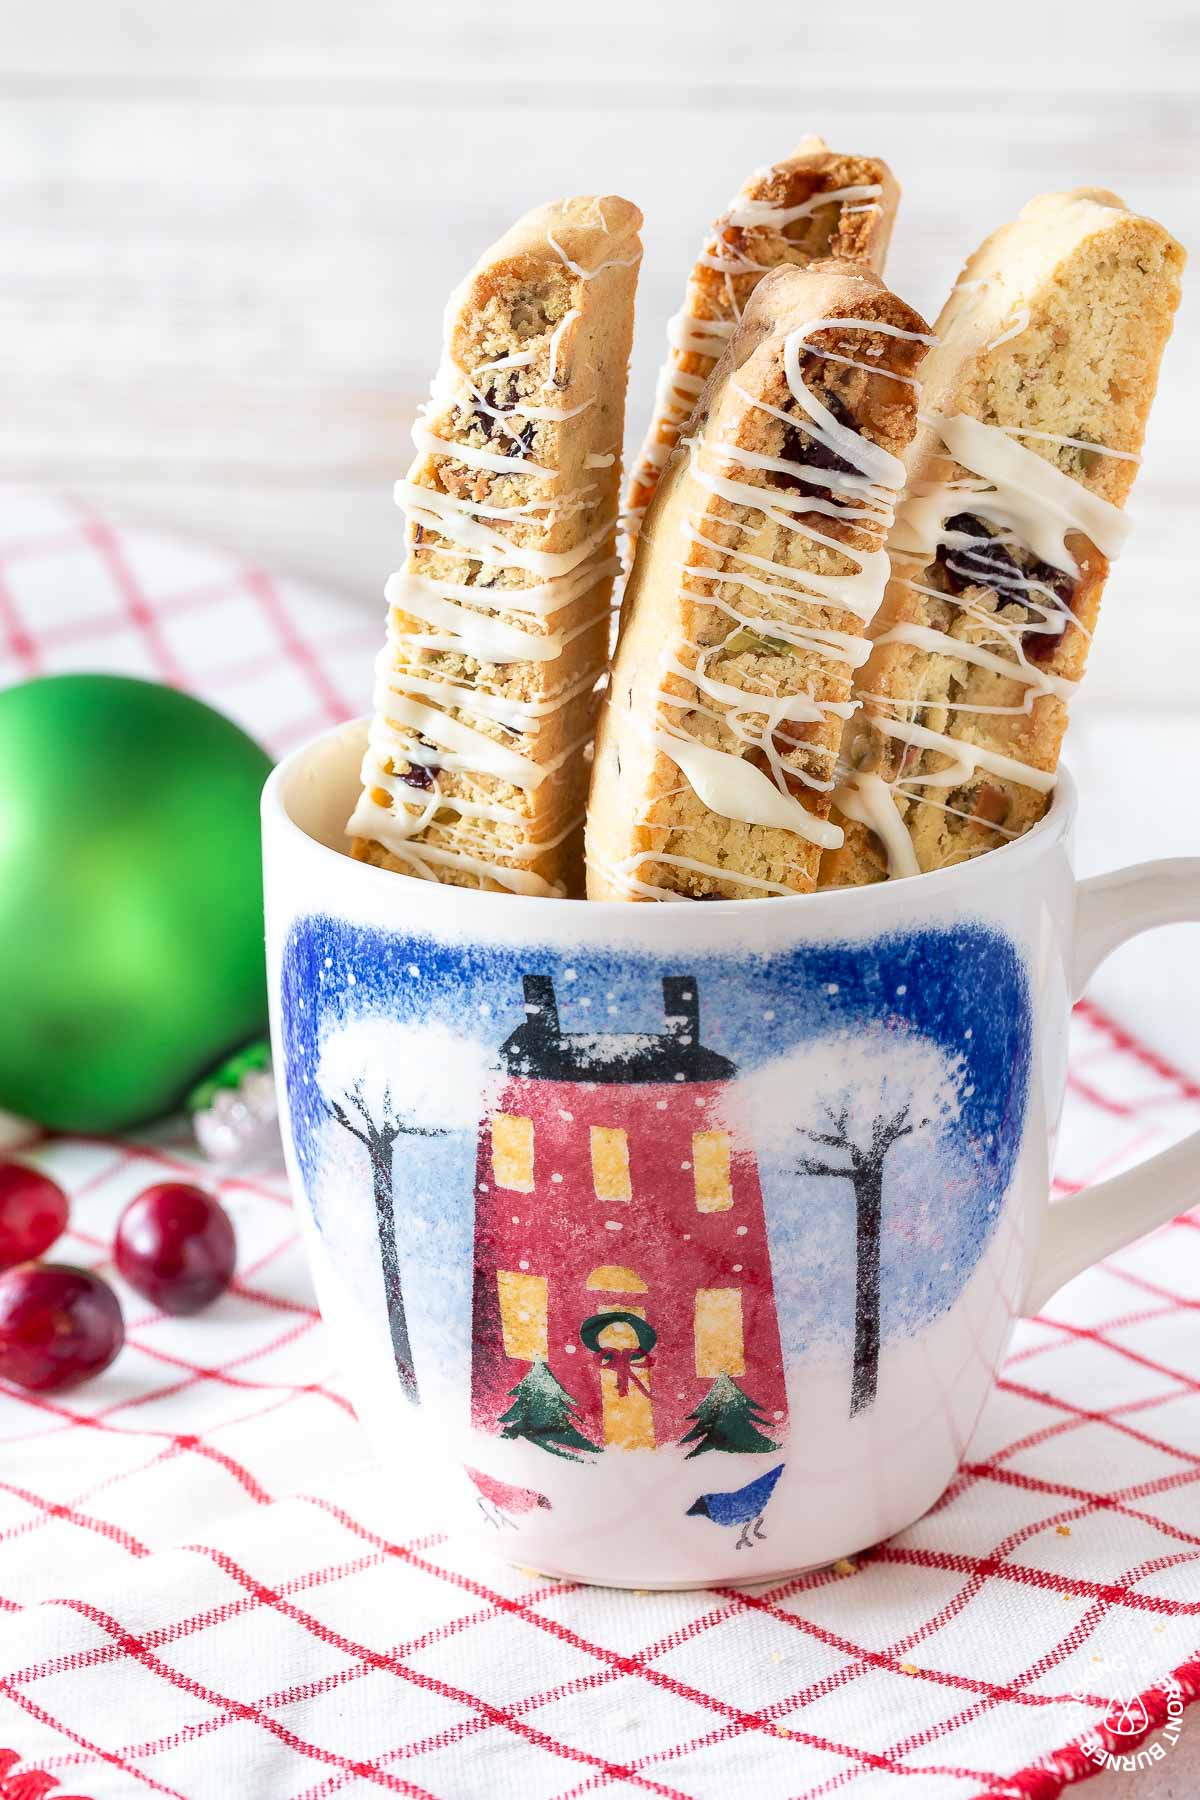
[349,196,641,896]
[587,260,929,901]
[624,139,899,547]
[820,190,1185,888]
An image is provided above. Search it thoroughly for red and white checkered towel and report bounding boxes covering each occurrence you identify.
[1,485,1199,1800]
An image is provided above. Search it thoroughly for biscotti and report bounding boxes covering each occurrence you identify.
[821,189,1185,886]
[586,261,930,901]
[348,195,642,896]
[624,138,899,552]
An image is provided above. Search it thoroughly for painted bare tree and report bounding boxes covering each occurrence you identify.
[316,1014,494,1409]
[327,1080,445,1404]
[797,1099,921,1416]
[736,1027,965,1420]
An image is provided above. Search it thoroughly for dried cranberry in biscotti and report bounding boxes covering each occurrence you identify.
[770,391,860,492]
[1022,566,1078,662]
[505,418,536,460]
[936,514,1023,596]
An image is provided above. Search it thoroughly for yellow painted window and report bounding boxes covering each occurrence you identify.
[694,1287,745,1378]
[496,1269,548,1361]
[590,1126,632,1202]
[693,1131,732,1212]
[585,1265,648,1293]
[491,1113,534,1193]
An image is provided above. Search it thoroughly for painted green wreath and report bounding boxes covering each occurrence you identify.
[579,1310,657,1398]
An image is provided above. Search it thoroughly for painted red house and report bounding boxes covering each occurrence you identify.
[470,975,787,1457]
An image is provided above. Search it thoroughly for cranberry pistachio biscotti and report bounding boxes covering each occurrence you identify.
[348,195,642,896]
[821,189,1184,886]
[586,260,930,901]
[624,138,899,550]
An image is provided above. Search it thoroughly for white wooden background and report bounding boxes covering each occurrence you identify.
[1,0,1198,1068]
[2,0,1197,684]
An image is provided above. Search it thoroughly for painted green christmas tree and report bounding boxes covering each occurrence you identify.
[498,1360,598,1461]
[681,1372,781,1458]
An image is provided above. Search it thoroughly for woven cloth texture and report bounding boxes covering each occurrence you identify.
[1,486,1199,1800]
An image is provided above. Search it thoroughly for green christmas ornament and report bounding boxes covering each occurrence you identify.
[0,675,273,1133]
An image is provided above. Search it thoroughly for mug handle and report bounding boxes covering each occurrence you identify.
[1023,858,1200,1314]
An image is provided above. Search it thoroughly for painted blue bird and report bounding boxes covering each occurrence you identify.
[686,1464,785,1550]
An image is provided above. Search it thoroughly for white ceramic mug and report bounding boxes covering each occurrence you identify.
[263,719,1200,1589]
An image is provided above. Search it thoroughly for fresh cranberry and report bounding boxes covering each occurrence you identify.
[0,1263,124,1392]
[114,1183,236,1315]
[0,1162,69,1269]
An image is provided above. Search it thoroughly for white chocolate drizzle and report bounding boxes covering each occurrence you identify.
[349,219,633,896]
[725,183,882,232]
[985,308,1031,352]
[834,412,1130,877]
[863,622,1076,704]
[624,169,886,538]
[1000,423,1141,465]
[596,852,804,902]
[896,413,1130,575]
[834,771,920,879]
[600,312,926,898]
[545,233,641,283]
[654,725,842,848]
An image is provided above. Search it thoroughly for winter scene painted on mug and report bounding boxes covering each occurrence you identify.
[281,918,1029,1542]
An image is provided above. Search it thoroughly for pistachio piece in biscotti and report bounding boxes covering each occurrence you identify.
[347,195,642,897]
[623,138,899,562]
[822,188,1185,888]
[586,259,930,902]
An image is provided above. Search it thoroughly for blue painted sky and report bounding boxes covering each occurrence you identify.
[282,915,1031,1377]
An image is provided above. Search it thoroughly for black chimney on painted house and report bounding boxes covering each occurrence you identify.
[521,974,560,1045]
[662,975,699,1047]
